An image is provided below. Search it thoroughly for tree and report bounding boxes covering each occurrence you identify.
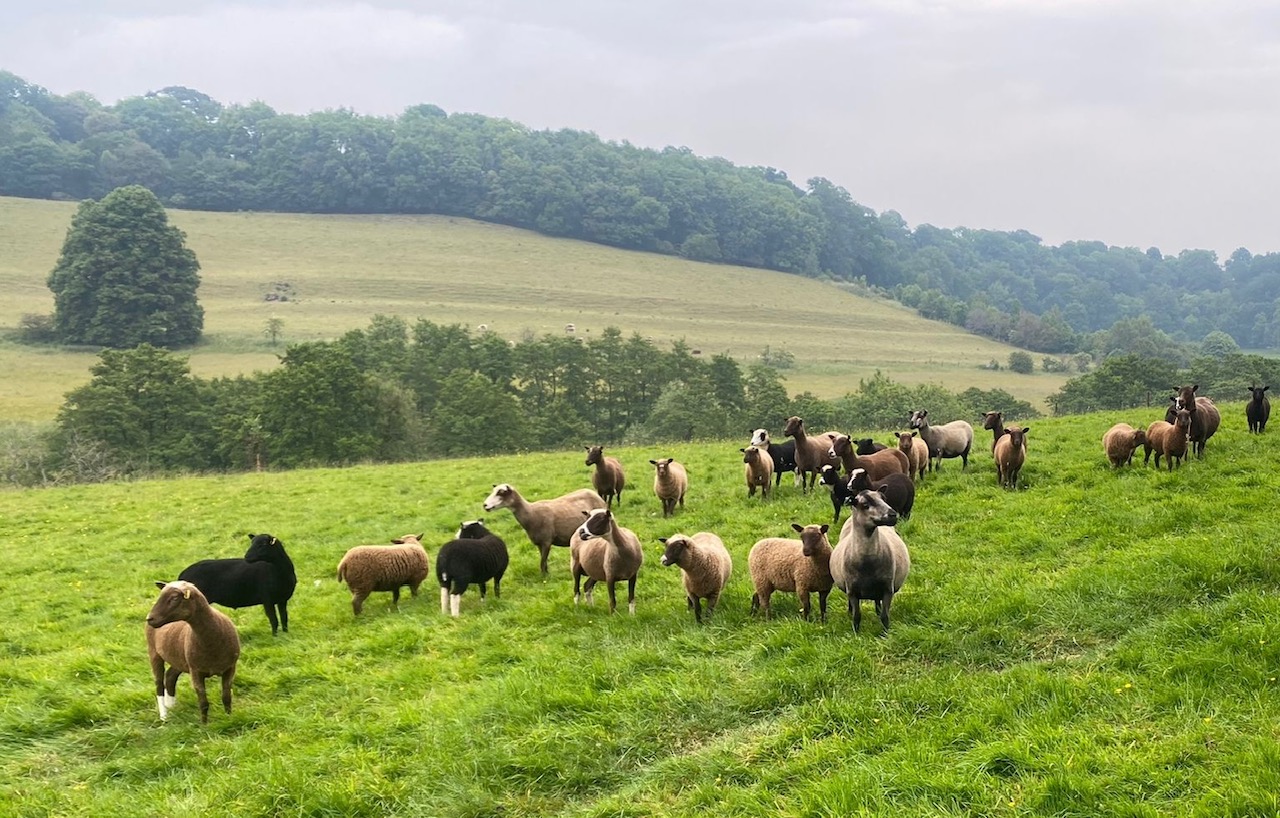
[1008,351,1034,374]
[46,185,203,347]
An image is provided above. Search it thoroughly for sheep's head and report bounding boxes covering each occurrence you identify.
[828,434,852,459]
[650,458,674,476]
[244,532,282,562]
[576,508,612,541]
[146,580,203,628]
[658,535,690,567]
[1248,385,1270,401]
[895,431,916,452]
[791,523,831,557]
[783,416,804,437]
[749,428,770,447]
[391,534,425,545]
[585,445,605,467]
[909,410,927,429]
[1175,385,1199,411]
[457,520,489,539]
[483,484,515,511]
[981,411,1003,430]
[1174,408,1192,436]
[854,438,879,455]
[849,490,898,529]
[740,447,761,465]
[1005,426,1029,450]
[844,468,871,497]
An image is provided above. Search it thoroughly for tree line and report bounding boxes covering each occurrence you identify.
[3,71,1280,351]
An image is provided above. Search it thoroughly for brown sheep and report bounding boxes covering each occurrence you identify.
[993,426,1029,489]
[741,446,774,499]
[828,434,909,483]
[981,411,1006,451]
[336,534,430,615]
[893,431,928,483]
[783,416,841,492]
[1103,423,1148,468]
[659,532,733,623]
[570,508,644,614]
[585,445,626,507]
[748,523,835,621]
[649,457,688,517]
[1170,385,1220,458]
[1145,408,1192,470]
[145,580,240,723]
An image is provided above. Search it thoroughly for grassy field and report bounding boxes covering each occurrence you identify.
[0,196,1066,421]
[2,405,1278,816]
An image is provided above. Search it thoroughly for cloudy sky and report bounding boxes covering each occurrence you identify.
[4,1,1279,257]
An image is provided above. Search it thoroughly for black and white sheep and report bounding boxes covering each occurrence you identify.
[177,533,297,636]
[659,531,732,623]
[741,446,774,499]
[819,464,854,524]
[749,428,798,487]
[336,534,430,615]
[585,445,626,507]
[436,520,510,617]
[482,483,607,576]
[1247,385,1270,434]
[146,580,240,723]
[650,457,688,517]
[847,467,916,521]
[830,490,911,634]
[909,409,974,471]
[571,508,644,614]
[747,523,835,621]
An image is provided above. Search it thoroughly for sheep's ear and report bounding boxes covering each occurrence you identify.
[1266,385,1271,392]
[1022,427,1031,435]
[271,537,280,547]
[1191,384,1199,392]
[910,431,918,438]
[416,533,425,541]
[649,459,658,465]
[154,580,167,590]
[246,533,256,541]
[819,524,829,534]
[658,537,667,544]
[790,523,804,533]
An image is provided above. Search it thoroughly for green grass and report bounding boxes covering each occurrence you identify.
[0,195,1065,420]
[2,405,1277,816]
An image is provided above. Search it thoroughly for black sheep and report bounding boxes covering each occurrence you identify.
[854,438,887,455]
[846,469,915,521]
[437,520,510,617]
[819,464,855,525]
[178,533,297,635]
[1247,385,1270,434]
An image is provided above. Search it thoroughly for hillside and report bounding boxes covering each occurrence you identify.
[0,196,1062,421]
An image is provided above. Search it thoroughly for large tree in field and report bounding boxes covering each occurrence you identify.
[46,184,203,347]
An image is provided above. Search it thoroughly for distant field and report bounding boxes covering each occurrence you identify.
[0,196,1066,420]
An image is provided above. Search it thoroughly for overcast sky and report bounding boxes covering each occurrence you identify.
[4,1,1279,257]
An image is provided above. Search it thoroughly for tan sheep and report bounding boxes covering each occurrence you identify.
[1145,409,1191,470]
[571,508,644,614]
[1103,422,1148,468]
[748,523,835,621]
[483,483,607,575]
[659,531,732,623]
[585,445,626,507]
[894,431,929,482]
[145,580,240,723]
[993,426,1029,489]
[741,446,774,499]
[649,457,688,517]
[336,534,429,615]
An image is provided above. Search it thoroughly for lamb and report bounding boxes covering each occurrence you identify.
[658,531,732,623]
[436,520,509,617]
[847,467,916,521]
[1169,385,1221,458]
[1247,385,1270,434]
[909,409,974,471]
[336,534,430,615]
[993,425,1029,489]
[177,533,297,635]
[649,457,688,517]
[894,431,929,483]
[830,490,911,634]
[741,446,774,499]
[747,523,835,621]
[145,580,240,723]
[749,428,798,487]
[482,483,607,576]
[585,445,626,507]
[1145,408,1192,470]
[981,411,1006,451]
[570,508,644,614]
[828,434,910,483]
[1103,423,1148,468]
[783,416,841,492]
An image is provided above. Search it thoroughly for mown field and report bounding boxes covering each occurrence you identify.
[2,405,1278,817]
[0,195,1065,421]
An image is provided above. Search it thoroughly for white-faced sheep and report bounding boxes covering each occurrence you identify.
[1170,385,1221,458]
[585,445,626,507]
[1145,408,1192,470]
[482,483,607,576]
[993,425,1029,489]
[747,523,835,621]
[830,490,911,634]
[437,520,509,617]
[749,428,797,487]
[336,534,429,615]
[783,416,842,491]
[847,467,916,521]
[659,531,732,623]
[1247,385,1270,433]
[828,434,909,483]
[894,431,928,483]
[741,446,774,499]
[177,533,297,636]
[145,580,240,723]
[650,458,688,517]
[1103,423,1148,468]
[571,508,644,614]
[909,410,974,471]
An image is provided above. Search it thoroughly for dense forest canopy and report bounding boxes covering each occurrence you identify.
[3,70,1280,351]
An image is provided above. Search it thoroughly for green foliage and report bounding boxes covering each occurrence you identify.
[1007,350,1034,374]
[1048,354,1182,415]
[758,345,796,370]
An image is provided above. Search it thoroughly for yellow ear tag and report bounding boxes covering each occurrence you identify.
[183,589,191,599]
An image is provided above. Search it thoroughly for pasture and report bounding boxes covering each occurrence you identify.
[2,406,1278,817]
[0,195,1064,421]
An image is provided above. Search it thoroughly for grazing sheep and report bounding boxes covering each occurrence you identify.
[847,467,916,521]
[747,523,835,621]
[585,445,626,507]
[483,483,607,576]
[829,434,909,483]
[909,410,974,471]
[830,490,911,634]
[145,580,240,723]
[1247,385,1270,434]
[783,416,842,492]
[336,534,429,615]
[1145,409,1192,470]
[437,520,509,617]
[1170,385,1221,458]
[993,425,1030,489]
[571,508,644,614]
[894,431,928,483]
[749,428,798,487]
[855,438,887,454]
[177,533,297,636]
[1103,423,1148,468]
[659,532,733,623]
[649,458,688,517]
[981,411,1006,451]
[741,446,774,499]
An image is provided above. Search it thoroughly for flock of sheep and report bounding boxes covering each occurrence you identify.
[144,383,1269,723]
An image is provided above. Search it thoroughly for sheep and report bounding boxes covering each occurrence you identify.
[783,416,841,492]
[828,434,909,483]
[1170,385,1221,458]
[1103,423,1148,468]
[830,490,911,634]
[570,508,644,614]
[741,446,774,499]
[909,410,974,471]
[482,483,607,576]
[855,438,887,454]
[819,464,855,524]
[847,467,916,521]
[1247,385,1270,434]
[747,523,835,621]
[145,580,240,723]
[993,425,1030,489]
[658,531,732,623]
[1145,408,1192,470]
[749,428,798,487]
[436,520,509,617]
[336,534,429,615]
[894,430,929,483]
[981,411,1006,451]
[177,533,297,636]
[649,457,688,517]
[585,445,626,507]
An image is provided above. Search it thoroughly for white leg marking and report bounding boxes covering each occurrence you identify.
[163,693,176,709]
[450,594,461,617]
[440,587,449,613]
[157,695,168,721]
[585,590,594,605]
[629,600,637,615]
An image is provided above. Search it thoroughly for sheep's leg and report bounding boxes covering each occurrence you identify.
[151,656,169,720]
[851,596,862,633]
[818,590,829,623]
[263,603,280,636]
[279,601,289,633]
[440,586,450,613]
[877,592,893,634]
[391,587,401,611]
[493,576,502,598]
[573,571,583,605]
[220,668,235,715]
[692,597,703,623]
[351,590,369,615]
[626,576,637,615]
[583,577,597,606]
[799,588,812,621]
[192,672,211,724]
[450,592,462,617]
[607,580,618,614]
[750,592,760,615]
[539,545,551,577]
[478,581,488,602]
[163,667,182,709]
[705,591,719,619]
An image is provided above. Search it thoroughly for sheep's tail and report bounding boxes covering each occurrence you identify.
[336,560,347,584]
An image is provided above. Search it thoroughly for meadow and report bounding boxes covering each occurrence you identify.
[2,406,1278,817]
[0,195,1064,421]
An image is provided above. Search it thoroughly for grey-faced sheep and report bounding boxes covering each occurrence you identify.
[749,428,798,487]
[828,433,909,483]
[741,446,774,499]
[585,445,626,507]
[483,483,607,576]
[336,534,429,615]
[747,523,834,621]
[830,490,910,634]
[894,430,928,483]
[783,416,841,492]
[1103,423,1147,468]
[571,508,644,614]
[650,458,688,517]
[659,531,732,623]
[981,411,1006,451]
[993,425,1029,489]
[1169,385,1220,458]
[1145,409,1191,470]
[146,580,240,723]
[847,467,916,521]
[177,533,297,636]
[437,520,509,617]
[909,409,974,471]
[1247,385,1270,434]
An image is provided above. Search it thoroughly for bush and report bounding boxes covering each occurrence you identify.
[1008,351,1035,374]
